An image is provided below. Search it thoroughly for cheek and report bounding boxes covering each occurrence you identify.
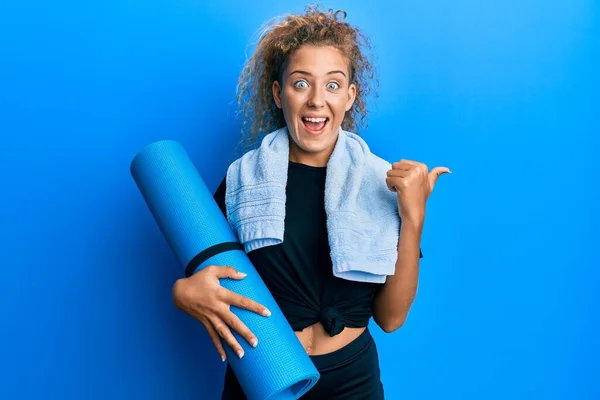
[282,88,302,110]
[330,95,349,115]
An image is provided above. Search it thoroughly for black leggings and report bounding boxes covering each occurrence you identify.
[221,328,385,400]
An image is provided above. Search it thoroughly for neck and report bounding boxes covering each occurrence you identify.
[288,146,330,167]
[288,135,338,168]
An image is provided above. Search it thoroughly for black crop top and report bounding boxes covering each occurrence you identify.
[213,161,384,337]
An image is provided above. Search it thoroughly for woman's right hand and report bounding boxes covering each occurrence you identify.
[172,265,271,361]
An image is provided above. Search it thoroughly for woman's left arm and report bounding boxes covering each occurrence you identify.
[373,216,423,333]
[373,159,450,333]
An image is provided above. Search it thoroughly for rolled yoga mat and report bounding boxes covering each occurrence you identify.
[130,140,320,400]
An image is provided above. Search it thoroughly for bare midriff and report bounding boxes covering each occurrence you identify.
[294,322,366,355]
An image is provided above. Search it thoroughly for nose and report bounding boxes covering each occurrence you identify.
[307,87,325,108]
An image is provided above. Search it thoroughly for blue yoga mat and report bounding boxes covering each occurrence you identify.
[130,140,320,400]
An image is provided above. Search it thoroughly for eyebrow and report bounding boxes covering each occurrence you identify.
[289,69,347,78]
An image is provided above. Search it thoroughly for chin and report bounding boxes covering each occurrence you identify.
[293,119,338,149]
[295,133,336,156]
[296,140,328,154]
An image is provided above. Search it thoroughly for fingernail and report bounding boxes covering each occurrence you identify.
[238,272,247,277]
[237,350,244,359]
[262,309,271,317]
[251,338,258,347]
[221,355,226,362]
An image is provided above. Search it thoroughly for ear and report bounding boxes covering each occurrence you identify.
[272,80,282,109]
[345,83,357,112]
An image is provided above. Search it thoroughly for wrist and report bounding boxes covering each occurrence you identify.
[172,278,189,308]
[400,212,425,232]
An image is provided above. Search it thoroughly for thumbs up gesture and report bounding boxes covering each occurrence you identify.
[386,159,450,225]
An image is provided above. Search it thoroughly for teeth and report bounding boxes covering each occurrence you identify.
[303,117,327,123]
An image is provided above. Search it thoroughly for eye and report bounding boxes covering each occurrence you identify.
[327,82,340,90]
[294,80,309,89]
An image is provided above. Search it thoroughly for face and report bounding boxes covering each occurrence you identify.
[272,45,357,166]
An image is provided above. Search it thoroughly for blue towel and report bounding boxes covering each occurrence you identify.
[225,127,400,284]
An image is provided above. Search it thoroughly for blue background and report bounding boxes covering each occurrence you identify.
[1,0,598,399]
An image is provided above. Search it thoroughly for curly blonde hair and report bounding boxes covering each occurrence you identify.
[235,4,378,151]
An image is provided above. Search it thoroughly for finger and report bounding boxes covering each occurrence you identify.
[428,167,451,188]
[394,159,423,168]
[386,169,408,178]
[203,320,227,362]
[386,176,407,192]
[211,317,246,359]
[211,265,247,280]
[392,161,413,170]
[401,159,420,166]
[387,180,396,192]
[224,289,271,317]
[221,308,258,348]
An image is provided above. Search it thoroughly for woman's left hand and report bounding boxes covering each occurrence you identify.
[386,159,450,225]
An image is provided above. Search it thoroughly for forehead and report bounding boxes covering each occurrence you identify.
[283,45,349,76]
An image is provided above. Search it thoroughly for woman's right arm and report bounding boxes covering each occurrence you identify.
[172,267,271,361]
[171,175,270,361]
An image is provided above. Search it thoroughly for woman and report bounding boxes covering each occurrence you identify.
[172,6,449,399]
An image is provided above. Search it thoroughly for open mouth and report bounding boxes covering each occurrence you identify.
[301,116,329,134]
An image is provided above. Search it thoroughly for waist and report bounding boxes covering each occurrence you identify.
[295,321,367,356]
[307,327,374,371]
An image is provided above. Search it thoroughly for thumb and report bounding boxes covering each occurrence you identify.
[213,265,247,279]
[428,166,451,189]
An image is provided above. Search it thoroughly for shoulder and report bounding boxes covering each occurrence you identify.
[342,130,392,174]
[367,151,392,175]
[226,127,288,185]
[365,152,394,200]
[342,130,395,203]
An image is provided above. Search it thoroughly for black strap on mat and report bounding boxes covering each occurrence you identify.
[185,242,244,277]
